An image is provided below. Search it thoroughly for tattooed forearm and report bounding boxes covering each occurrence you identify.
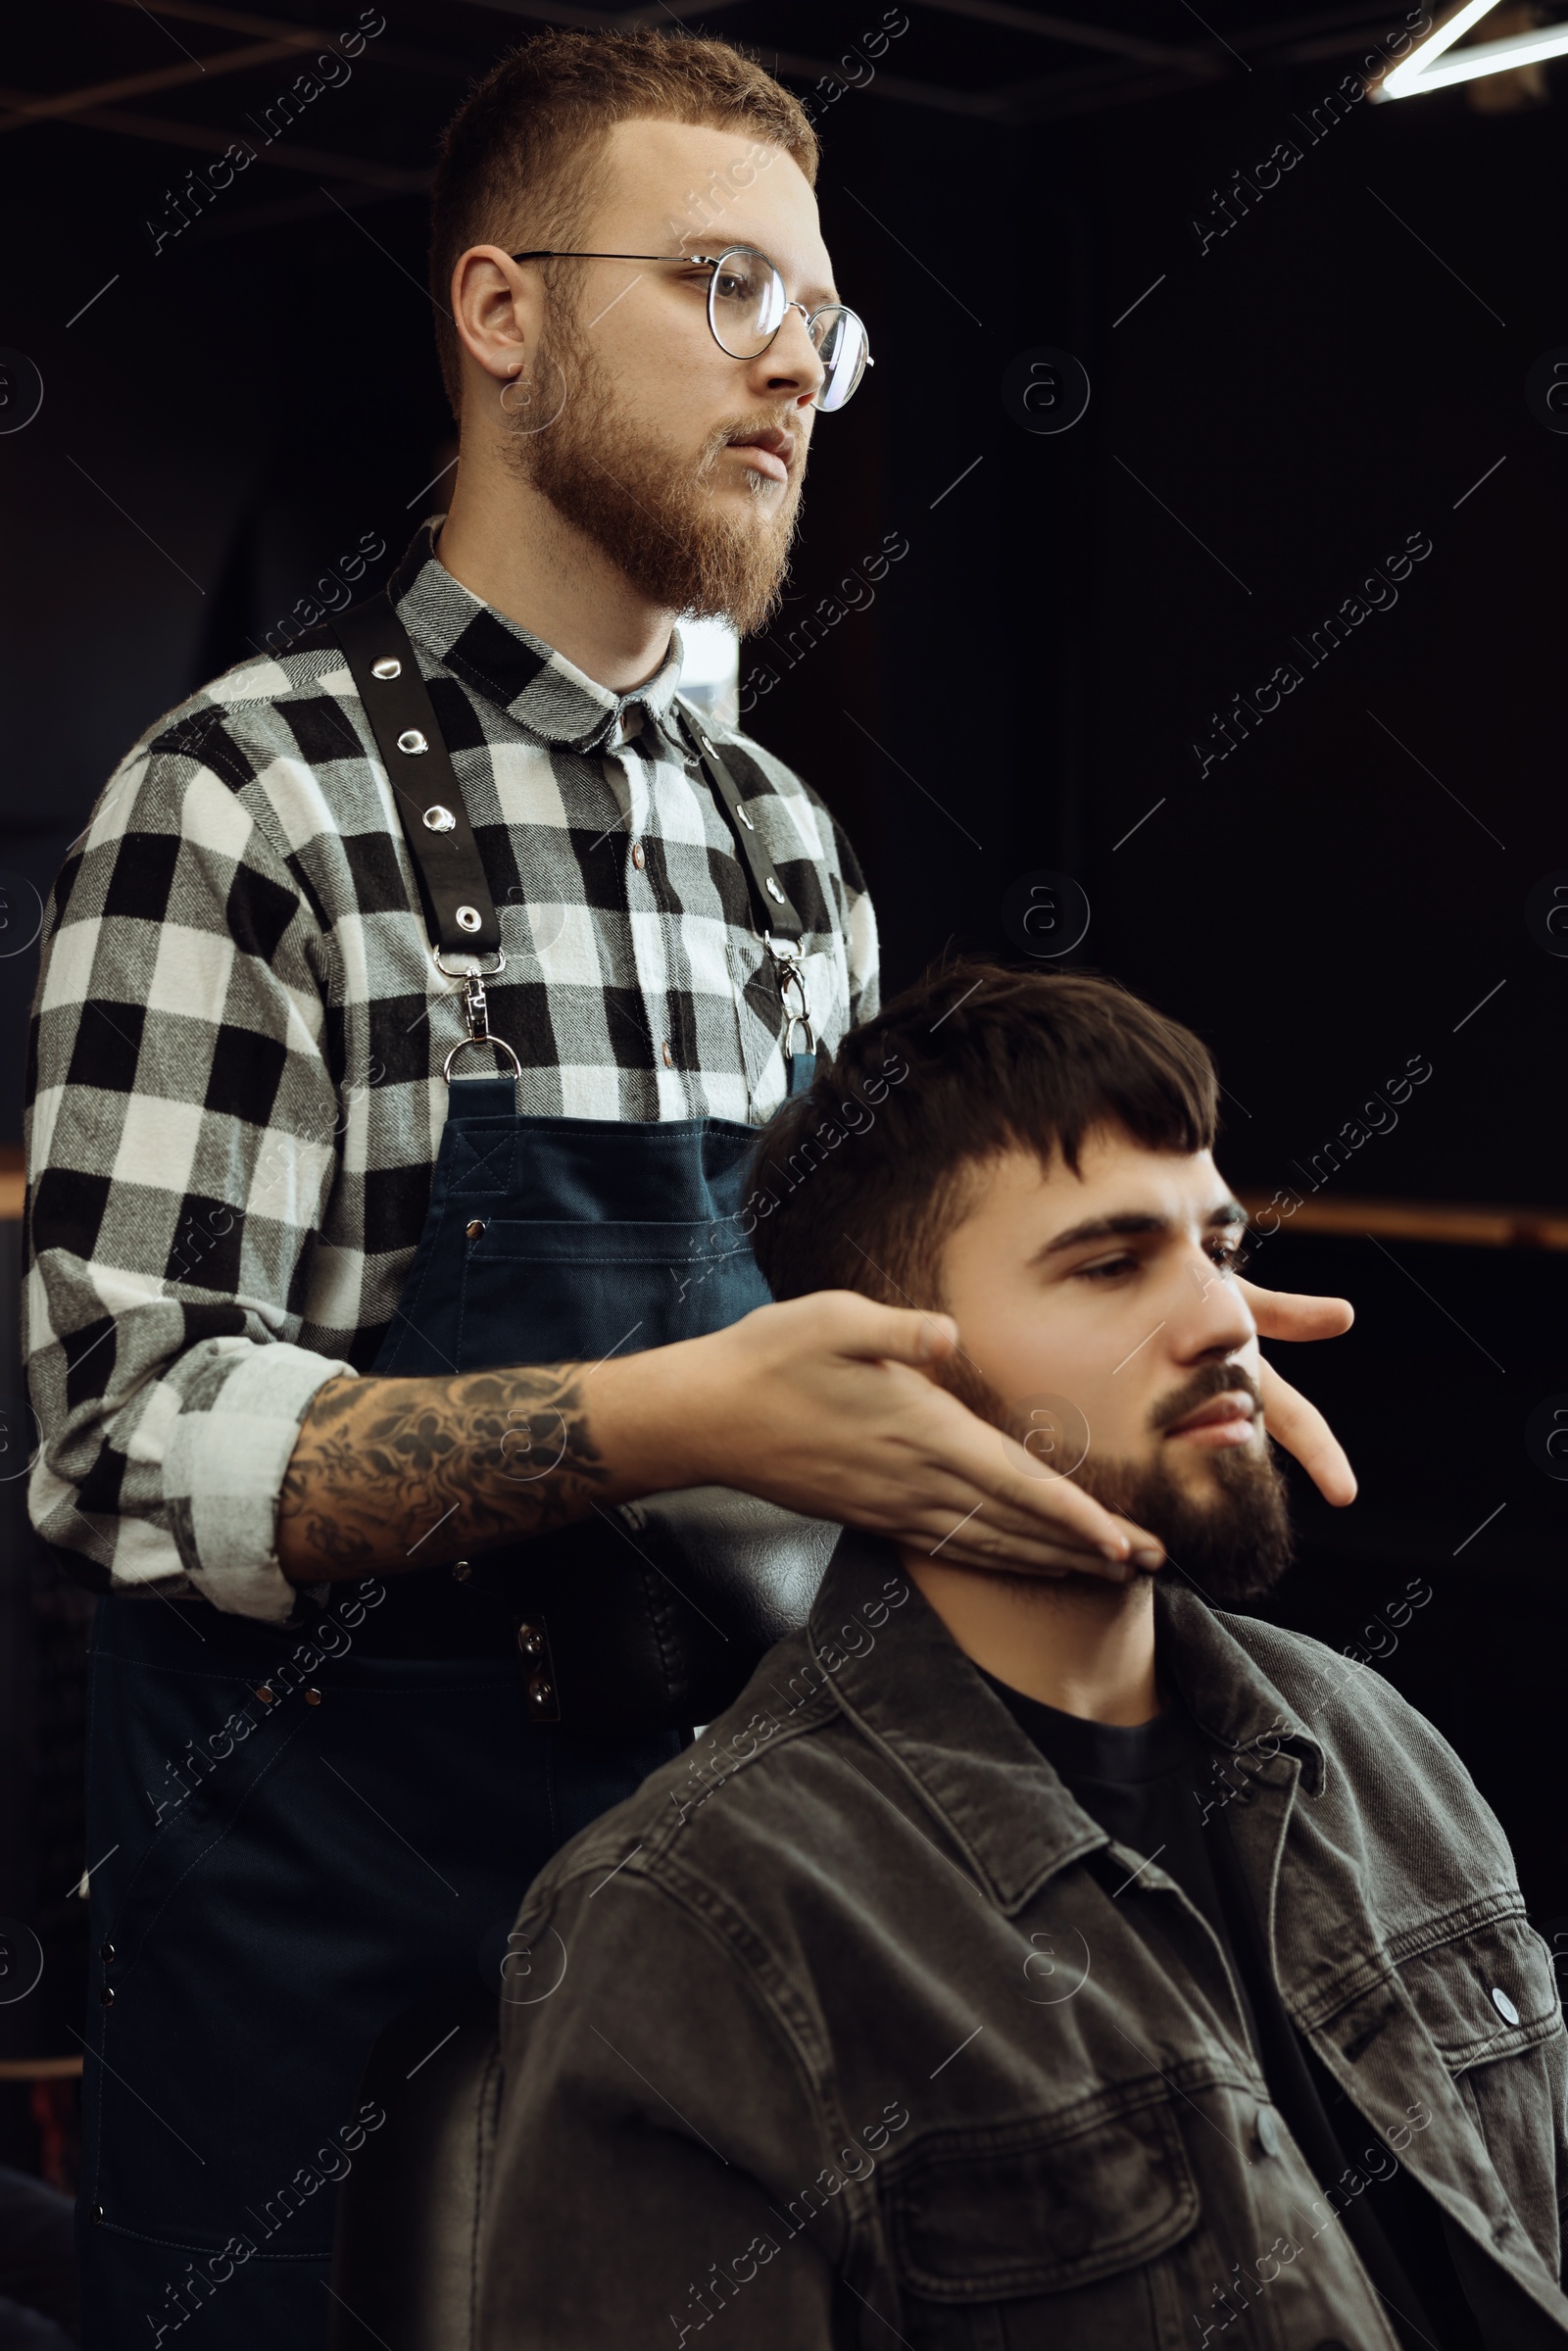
[276,1364,620,1583]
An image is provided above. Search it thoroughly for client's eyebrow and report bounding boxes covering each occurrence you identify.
[1030,1201,1247,1263]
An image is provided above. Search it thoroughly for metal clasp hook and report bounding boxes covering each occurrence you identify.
[433,945,524,1082]
[765,932,815,1057]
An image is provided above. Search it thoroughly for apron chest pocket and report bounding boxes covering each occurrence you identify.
[465,1217,772,1358]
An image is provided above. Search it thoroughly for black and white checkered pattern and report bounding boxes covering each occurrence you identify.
[24,522,878,1623]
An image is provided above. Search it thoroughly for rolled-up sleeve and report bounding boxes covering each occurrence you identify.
[24,723,354,1622]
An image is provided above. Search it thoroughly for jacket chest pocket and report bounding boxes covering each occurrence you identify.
[1396,1911,1567,2279]
[884,2091,1200,2350]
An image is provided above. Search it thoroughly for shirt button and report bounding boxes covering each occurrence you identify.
[661,1041,673,1068]
[1254,2103,1282,2158]
[1491,1984,1520,2024]
[631,842,646,869]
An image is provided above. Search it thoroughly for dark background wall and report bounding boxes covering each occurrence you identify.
[1,0,1564,2121]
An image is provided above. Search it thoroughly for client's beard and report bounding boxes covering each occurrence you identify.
[945,1356,1295,1606]
[503,308,805,635]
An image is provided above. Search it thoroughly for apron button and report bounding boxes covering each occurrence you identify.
[304,1689,322,1706]
[100,1941,115,1965]
[526,1677,554,1709]
[517,1624,545,1658]
[466,1220,486,1241]
[100,1986,115,2007]
[256,1686,275,1705]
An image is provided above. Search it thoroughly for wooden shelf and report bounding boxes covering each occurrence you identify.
[1237,1193,1568,1251]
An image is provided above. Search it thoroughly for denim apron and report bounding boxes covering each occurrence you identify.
[75,596,819,2348]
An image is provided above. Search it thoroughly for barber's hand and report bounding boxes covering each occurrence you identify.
[1238,1278,1357,1506]
[668,1292,1161,1581]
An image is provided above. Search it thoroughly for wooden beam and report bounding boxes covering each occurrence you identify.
[0,89,431,191]
[94,0,472,81]
[1237,1192,1568,1251]
[0,43,302,130]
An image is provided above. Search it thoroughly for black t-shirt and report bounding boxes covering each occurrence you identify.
[979,1666,1497,2351]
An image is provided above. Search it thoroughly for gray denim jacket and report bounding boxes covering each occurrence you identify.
[478,1532,1568,2348]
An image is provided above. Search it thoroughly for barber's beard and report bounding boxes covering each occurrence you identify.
[504,315,805,635]
[944,1356,1295,1607]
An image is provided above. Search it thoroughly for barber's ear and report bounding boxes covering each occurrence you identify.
[451,246,543,388]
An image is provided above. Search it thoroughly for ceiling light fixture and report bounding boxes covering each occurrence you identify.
[1375,2,1568,98]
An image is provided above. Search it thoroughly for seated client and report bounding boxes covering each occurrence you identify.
[478,962,1568,2350]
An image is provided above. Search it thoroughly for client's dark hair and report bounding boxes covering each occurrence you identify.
[747,960,1218,1307]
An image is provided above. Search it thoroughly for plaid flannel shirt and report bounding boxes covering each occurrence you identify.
[24,521,878,1624]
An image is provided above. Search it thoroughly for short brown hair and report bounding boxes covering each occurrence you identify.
[427,29,819,420]
[747,960,1219,1308]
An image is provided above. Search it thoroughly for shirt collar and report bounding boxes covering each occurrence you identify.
[808,1528,1325,1913]
[388,517,688,756]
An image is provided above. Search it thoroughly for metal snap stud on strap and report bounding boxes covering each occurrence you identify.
[456,904,482,932]
[396,727,429,756]
[370,656,402,680]
[422,805,456,833]
[765,875,785,903]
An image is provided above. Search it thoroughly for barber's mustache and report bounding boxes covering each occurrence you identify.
[1150,1362,1262,1435]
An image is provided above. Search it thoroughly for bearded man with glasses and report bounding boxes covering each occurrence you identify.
[26,27,1354,2347]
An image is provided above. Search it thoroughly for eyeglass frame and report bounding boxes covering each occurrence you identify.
[506,243,873,400]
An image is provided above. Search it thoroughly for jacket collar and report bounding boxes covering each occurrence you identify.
[388,517,688,757]
[809,1529,1325,1913]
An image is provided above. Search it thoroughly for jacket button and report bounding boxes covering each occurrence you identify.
[1254,2103,1282,2157]
[100,1985,115,2007]
[466,1219,486,1241]
[304,1689,321,1706]
[451,1559,471,1583]
[100,1941,115,1965]
[256,1686,275,1705]
[631,842,646,869]
[1491,1984,1520,2024]
[661,1041,673,1067]
[91,2205,104,2226]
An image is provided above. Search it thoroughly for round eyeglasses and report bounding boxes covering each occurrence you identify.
[508,243,873,415]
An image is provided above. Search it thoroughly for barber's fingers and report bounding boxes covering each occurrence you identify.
[1258,1356,1356,1505]
[1239,1278,1353,1343]
[930,1400,1165,1570]
[882,1512,1143,1582]
[811,1291,962,1368]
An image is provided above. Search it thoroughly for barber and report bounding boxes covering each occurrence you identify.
[24,31,1353,2350]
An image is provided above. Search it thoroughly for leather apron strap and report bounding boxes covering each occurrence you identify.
[334,592,502,959]
[332,589,816,1081]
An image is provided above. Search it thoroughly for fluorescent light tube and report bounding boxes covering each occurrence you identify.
[1378,3,1568,98]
